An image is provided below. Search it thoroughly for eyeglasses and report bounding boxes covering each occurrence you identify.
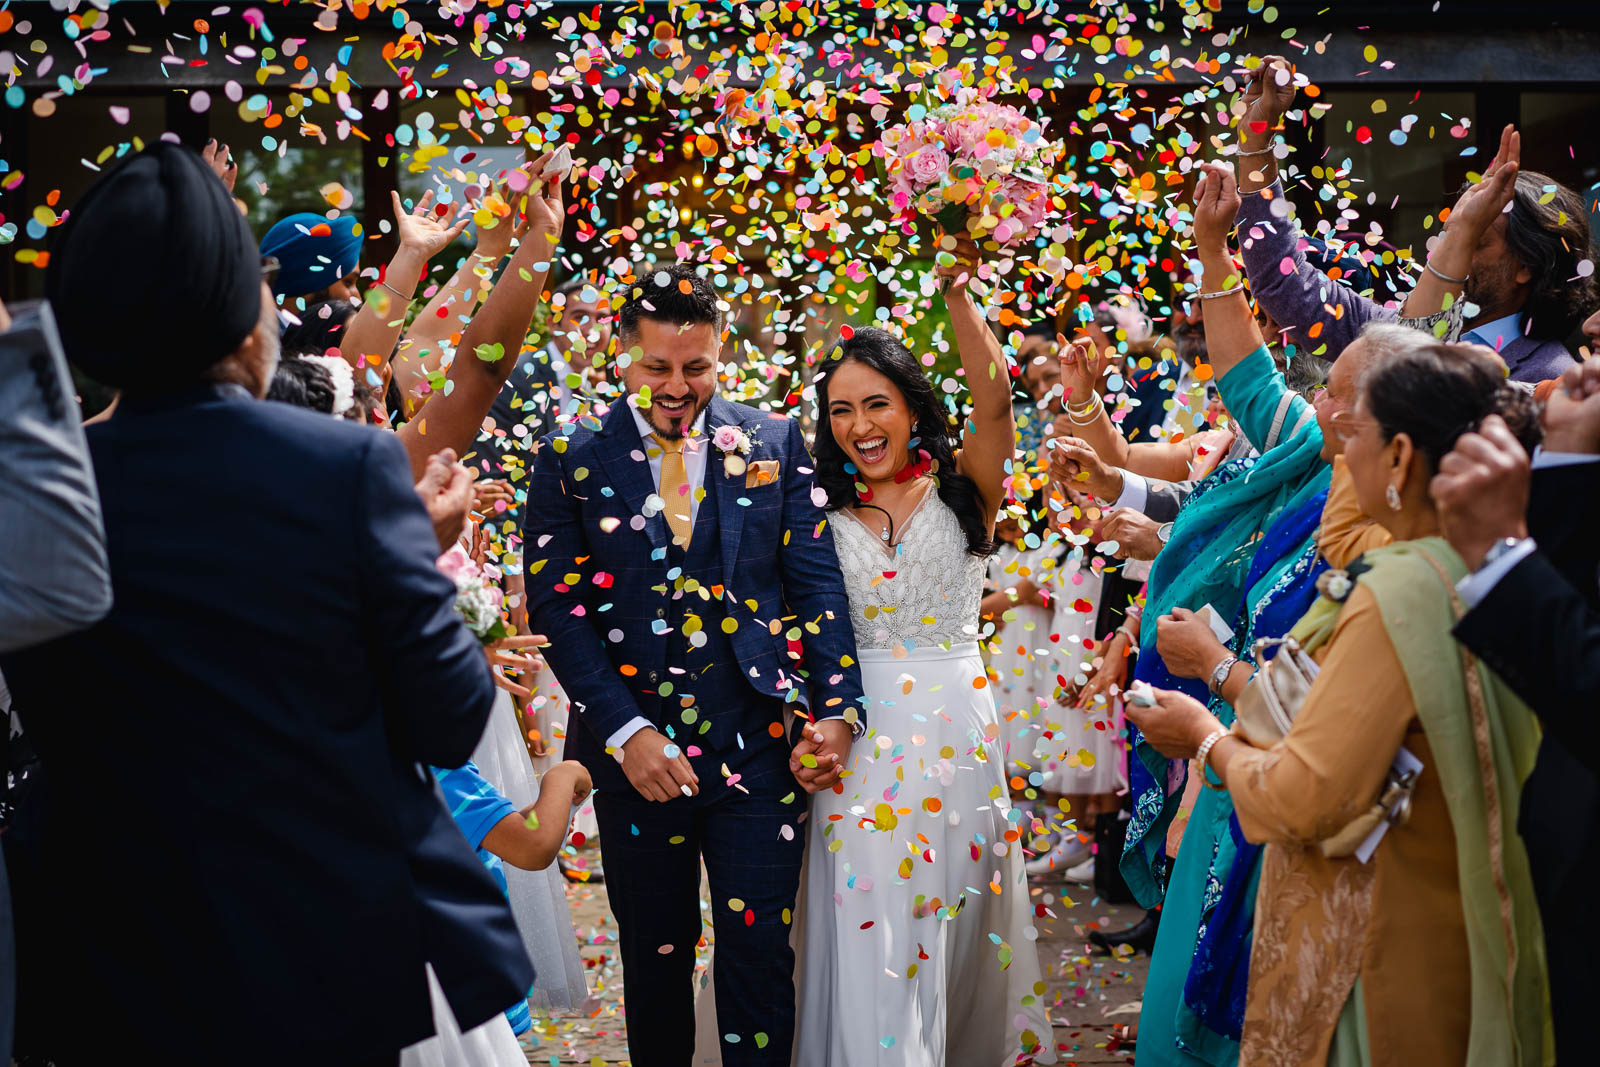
[260,255,280,287]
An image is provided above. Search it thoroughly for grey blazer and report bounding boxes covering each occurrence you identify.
[0,302,110,651]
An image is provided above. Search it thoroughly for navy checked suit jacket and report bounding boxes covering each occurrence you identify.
[521,395,865,791]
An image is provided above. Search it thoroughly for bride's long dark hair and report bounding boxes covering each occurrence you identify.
[811,327,997,557]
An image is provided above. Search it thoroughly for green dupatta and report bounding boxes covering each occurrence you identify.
[1289,537,1552,1067]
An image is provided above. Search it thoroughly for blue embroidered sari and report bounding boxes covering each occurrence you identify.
[1122,347,1332,1066]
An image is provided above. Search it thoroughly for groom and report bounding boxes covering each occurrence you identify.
[523,262,863,1064]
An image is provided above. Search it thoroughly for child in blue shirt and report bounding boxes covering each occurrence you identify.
[431,757,592,1035]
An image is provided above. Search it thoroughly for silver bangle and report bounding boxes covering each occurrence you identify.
[1236,144,1278,158]
[1199,283,1246,301]
[1195,728,1229,771]
[379,279,410,300]
[1424,259,1468,286]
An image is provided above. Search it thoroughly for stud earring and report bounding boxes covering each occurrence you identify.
[1385,484,1402,511]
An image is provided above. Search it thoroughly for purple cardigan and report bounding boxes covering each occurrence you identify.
[1234,179,1575,384]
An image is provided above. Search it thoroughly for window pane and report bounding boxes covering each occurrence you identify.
[1306,90,1477,265]
[208,93,364,237]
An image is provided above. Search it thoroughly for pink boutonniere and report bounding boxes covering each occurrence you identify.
[712,423,753,476]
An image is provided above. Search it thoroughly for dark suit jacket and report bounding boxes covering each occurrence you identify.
[1454,460,1600,943]
[472,344,561,481]
[521,396,865,794]
[0,385,531,1064]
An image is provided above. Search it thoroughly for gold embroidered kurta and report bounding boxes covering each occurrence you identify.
[1225,583,1471,1067]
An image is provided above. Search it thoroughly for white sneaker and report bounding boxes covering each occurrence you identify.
[1025,834,1091,878]
[1064,856,1097,884]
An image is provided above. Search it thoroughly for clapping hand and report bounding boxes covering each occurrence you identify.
[1539,355,1600,455]
[201,138,238,193]
[1192,163,1243,253]
[392,189,471,261]
[415,448,475,551]
[790,719,853,793]
[1429,414,1532,569]
[1047,435,1122,501]
[1100,508,1165,561]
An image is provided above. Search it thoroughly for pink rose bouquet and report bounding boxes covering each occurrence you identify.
[438,544,511,644]
[877,86,1064,250]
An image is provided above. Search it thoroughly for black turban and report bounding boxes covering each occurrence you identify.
[45,141,262,390]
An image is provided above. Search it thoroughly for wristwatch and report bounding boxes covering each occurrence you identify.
[1157,522,1174,546]
[1208,654,1239,697]
[1477,537,1528,572]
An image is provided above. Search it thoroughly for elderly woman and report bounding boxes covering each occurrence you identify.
[1126,339,1551,1066]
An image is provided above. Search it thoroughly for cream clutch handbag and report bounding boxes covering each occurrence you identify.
[1232,634,1418,859]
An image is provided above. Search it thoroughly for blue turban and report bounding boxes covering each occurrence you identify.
[259,212,363,299]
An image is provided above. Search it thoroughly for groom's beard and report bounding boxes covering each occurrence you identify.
[644,391,712,439]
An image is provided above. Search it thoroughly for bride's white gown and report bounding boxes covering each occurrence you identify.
[693,490,1055,1066]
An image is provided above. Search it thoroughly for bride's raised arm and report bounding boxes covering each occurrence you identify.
[938,236,1016,532]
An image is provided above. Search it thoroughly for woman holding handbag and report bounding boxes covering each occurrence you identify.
[1126,340,1551,1067]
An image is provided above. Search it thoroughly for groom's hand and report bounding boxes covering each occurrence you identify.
[619,727,700,802]
[790,720,853,794]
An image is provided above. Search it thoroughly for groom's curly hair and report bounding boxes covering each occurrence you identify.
[616,261,726,346]
[812,327,998,557]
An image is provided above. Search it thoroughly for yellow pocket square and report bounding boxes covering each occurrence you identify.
[746,460,780,488]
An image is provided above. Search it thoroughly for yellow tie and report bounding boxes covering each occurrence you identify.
[652,433,693,548]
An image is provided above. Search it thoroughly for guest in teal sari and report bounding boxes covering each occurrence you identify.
[1105,165,1383,1066]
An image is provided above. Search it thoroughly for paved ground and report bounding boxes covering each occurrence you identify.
[517,862,1147,1065]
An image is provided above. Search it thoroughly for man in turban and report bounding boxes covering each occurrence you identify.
[1,142,533,1065]
[260,210,365,308]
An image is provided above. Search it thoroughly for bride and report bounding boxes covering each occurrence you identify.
[696,238,1055,1065]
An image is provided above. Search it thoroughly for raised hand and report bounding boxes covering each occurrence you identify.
[1240,55,1296,132]
[933,233,983,289]
[1056,333,1100,410]
[1444,124,1520,243]
[1192,163,1243,254]
[522,151,567,248]
[392,189,471,261]
[619,726,700,802]
[472,180,532,262]
[1429,414,1532,570]
[201,138,238,193]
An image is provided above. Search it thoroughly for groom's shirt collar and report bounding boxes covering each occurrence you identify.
[628,401,708,444]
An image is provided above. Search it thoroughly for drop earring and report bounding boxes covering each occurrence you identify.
[1385,484,1402,511]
